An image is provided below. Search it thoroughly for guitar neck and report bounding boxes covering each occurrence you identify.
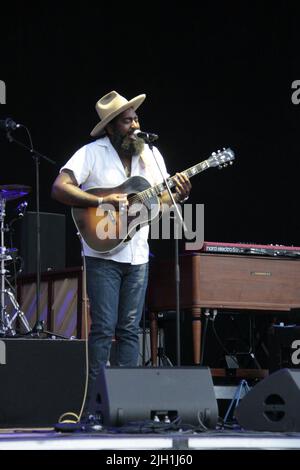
[138,159,210,201]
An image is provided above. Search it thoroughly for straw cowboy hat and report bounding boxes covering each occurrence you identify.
[90,90,146,137]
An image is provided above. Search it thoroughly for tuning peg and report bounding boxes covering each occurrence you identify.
[223,163,228,167]
[229,161,233,165]
[223,147,226,150]
[217,149,221,153]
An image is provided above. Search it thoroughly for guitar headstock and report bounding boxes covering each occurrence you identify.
[207,148,235,168]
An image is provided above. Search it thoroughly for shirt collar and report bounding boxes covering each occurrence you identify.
[94,136,111,147]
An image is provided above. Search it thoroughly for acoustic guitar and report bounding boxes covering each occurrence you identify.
[72,148,235,253]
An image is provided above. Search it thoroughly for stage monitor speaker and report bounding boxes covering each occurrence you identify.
[235,368,300,432]
[21,211,66,274]
[90,366,218,428]
[0,338,85,427]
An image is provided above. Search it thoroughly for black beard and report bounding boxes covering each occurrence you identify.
[111,133,145,157]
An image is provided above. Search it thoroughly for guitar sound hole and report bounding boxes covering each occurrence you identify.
[128,193,137,201]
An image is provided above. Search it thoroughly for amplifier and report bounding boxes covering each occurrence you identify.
[0,338,86,427]
[21,211,66,273]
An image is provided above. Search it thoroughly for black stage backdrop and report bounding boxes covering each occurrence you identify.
[0,2,300,267]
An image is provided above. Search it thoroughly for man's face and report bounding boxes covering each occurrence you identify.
[108,107,144,157]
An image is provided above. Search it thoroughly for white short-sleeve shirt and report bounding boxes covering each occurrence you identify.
[60,136,169,264]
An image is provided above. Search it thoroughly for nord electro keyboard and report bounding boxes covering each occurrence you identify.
[200,241,300,257]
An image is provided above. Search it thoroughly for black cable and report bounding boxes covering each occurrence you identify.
[211,316,240,368]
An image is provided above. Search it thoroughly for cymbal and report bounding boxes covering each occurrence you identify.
[0,184,31,201]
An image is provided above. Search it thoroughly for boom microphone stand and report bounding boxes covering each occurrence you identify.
[147,137,188,366]
[3,119,56,329]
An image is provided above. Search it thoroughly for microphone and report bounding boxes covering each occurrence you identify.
[0,118,20,131]
[133,129,159,142]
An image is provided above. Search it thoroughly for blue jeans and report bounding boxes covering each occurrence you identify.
[85,257,148,382]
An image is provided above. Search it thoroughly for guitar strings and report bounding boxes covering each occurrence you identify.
[127,170,198,205]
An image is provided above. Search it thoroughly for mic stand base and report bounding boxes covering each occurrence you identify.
[30,320,69,339]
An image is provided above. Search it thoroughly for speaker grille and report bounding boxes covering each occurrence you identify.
[21,211,66,274]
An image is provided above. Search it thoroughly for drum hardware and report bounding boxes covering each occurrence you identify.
[0,185,31,336]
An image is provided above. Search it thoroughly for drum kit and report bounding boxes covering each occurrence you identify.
[0,184,31,336]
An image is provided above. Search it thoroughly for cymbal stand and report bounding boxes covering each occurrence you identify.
[0,198,10,334]
[0,198,31,336]
[5,290,31,334]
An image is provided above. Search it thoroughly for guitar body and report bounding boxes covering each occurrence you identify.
[72,176,160,253]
